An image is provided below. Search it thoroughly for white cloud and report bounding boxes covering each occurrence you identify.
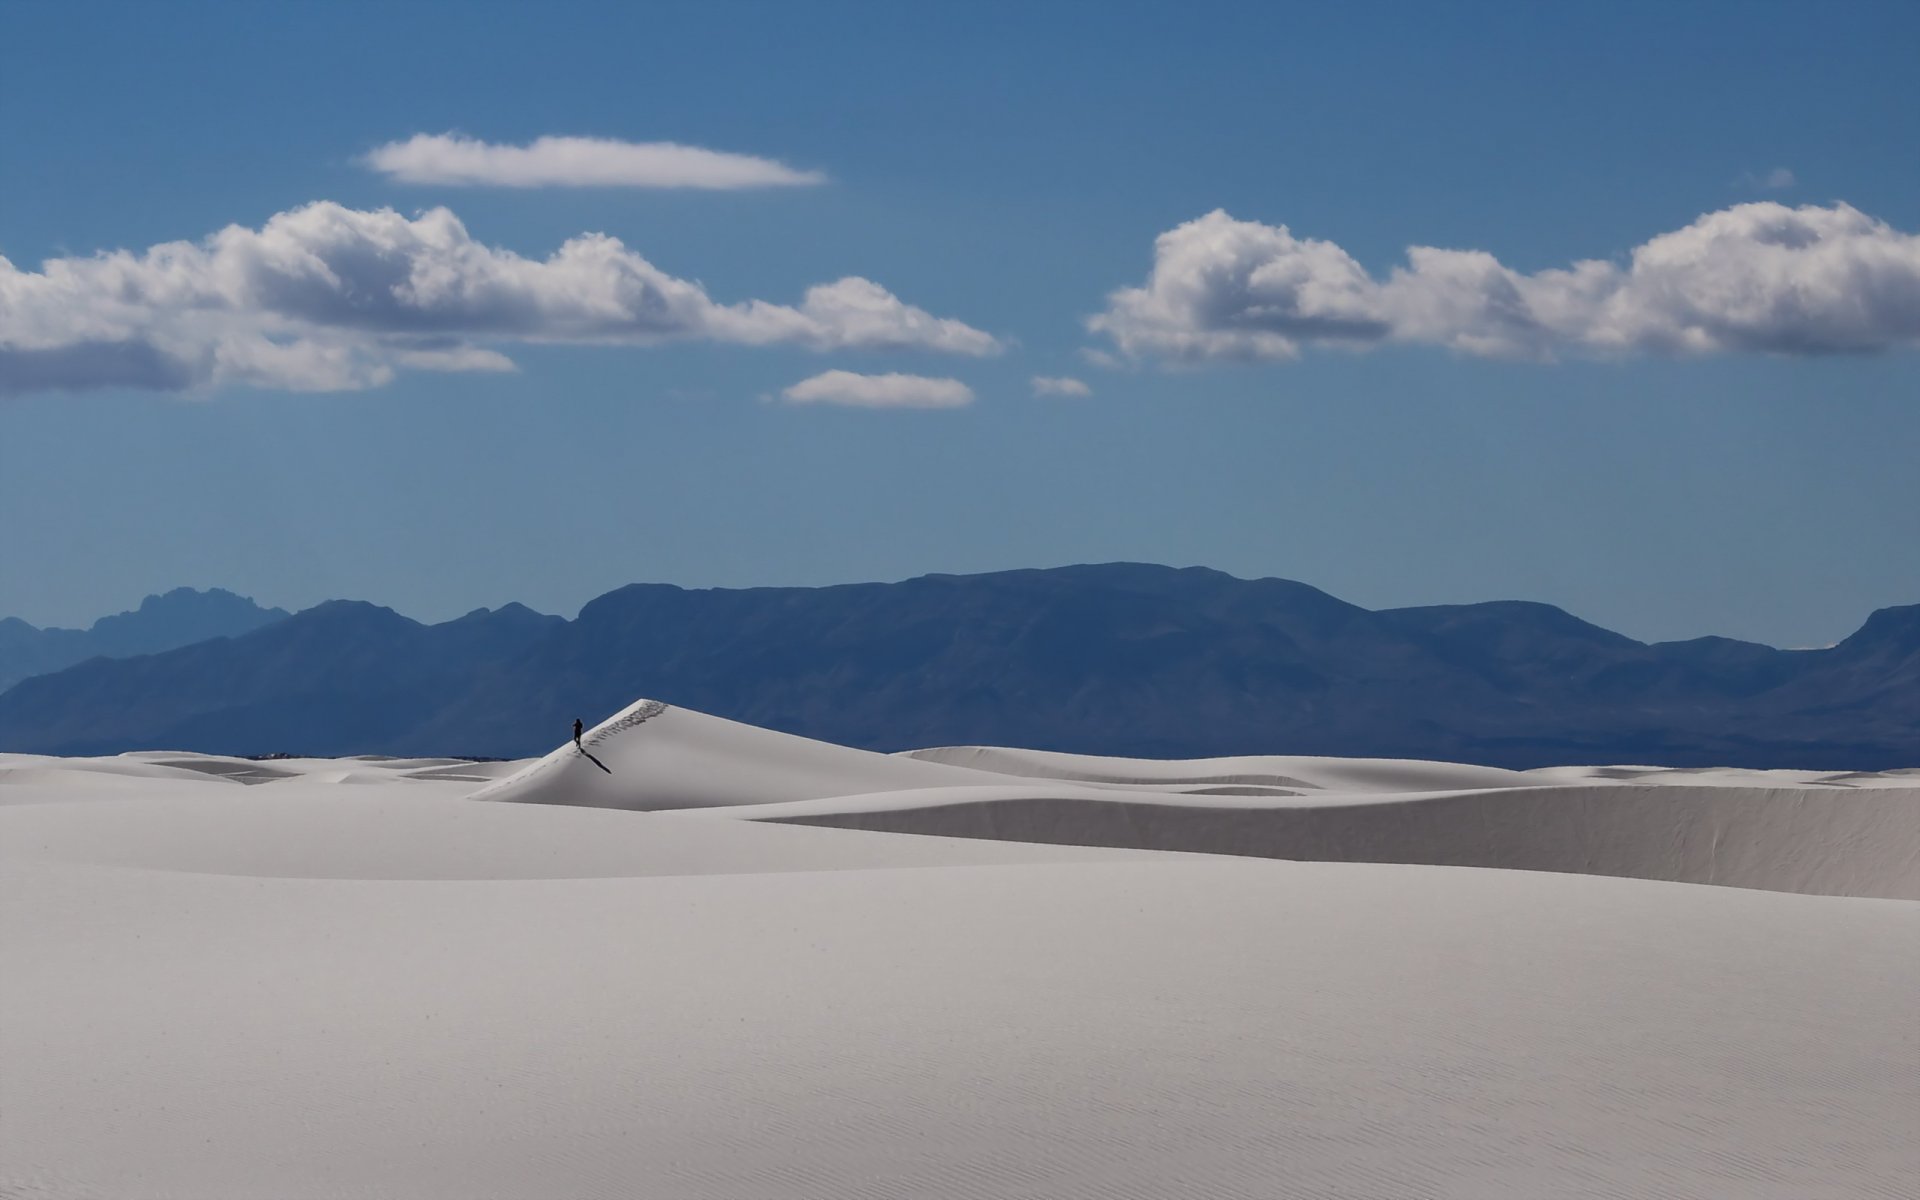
[779,370,973,409]
[0,202,998,396]
[1090,203,1920,363]
[363,133,824,189]
[1030,374,1092,397]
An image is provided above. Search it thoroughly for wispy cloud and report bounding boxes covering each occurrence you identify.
[0,203,998,396]
[1737,166,1798,191]
[779,370,973,409]
[363,133,825,189]
[1030,374,1092,397]
[1090,202,1920,363]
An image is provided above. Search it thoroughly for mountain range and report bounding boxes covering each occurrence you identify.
[0,587,288,694]
[0,564,1915,768]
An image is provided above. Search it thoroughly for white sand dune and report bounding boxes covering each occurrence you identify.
[753,781,1920,900]
[906,742,1545,792]
[471,698,1008,810]
[477,699,1920,900]
[4,703,1916,1198]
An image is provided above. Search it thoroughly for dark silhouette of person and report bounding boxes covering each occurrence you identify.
[572,717,584,748]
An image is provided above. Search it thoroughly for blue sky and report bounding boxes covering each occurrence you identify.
[2,0,1916,646]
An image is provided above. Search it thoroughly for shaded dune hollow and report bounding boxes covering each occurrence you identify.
[772,785,1920,901]
[474,699,1920,900]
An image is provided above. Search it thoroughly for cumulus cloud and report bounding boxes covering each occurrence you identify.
[364,133,824,189]
[779,370,973,409]
[1030,374,1091,397]
[1090,203,1920,363]
[0,202,998,395]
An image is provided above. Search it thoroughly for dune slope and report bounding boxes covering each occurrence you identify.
[470,699,1007,809]
[4,752,1916,1200]
[477,699,1920,899]
[7,708,1917,1197]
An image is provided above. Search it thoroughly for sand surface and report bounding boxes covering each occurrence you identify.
[480,701,1920,900]
[5,702,1917,1198]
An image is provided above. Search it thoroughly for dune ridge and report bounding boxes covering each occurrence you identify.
[474,698,1920,899]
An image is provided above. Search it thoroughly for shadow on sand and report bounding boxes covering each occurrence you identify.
[576,745,612,774]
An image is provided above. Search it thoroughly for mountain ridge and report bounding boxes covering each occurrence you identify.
[0,587,290,693]
[0,564,1914,767]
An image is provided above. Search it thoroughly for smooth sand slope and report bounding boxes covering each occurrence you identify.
[480,699,1920,900]
[4,704,1917,1199]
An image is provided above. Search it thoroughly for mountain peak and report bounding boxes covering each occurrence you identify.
[0,587,292,695]
[296,599,413,625]
[1834,603,1920,656]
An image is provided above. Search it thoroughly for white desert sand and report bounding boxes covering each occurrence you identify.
[480,701,1920,901]
[4,698,1916,1199]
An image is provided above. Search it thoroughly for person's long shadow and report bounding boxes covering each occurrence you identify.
[576,745,612,774]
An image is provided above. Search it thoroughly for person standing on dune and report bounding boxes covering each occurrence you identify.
[573,718,584,748]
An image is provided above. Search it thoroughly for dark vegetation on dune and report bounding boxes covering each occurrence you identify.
[0,564,1916,767]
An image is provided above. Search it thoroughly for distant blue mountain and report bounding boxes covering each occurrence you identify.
[0,587,289,693]
[0,565,1915,768]
[0,600,561,757]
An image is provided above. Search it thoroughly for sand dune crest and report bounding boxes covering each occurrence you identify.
[475,699,1920,899]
